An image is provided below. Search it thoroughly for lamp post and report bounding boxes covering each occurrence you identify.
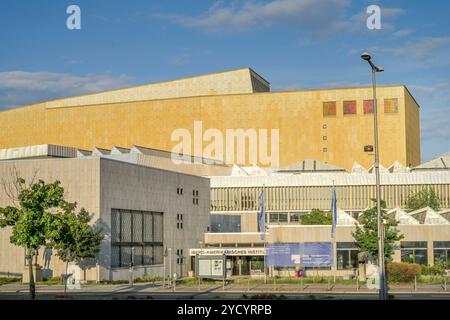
[361,52,387,300]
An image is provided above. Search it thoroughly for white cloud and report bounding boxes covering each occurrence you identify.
[421,107,450,142]
[409,81,450,143]
[391,28,414,38]
[158,1,404,37]
[0,71,133,110]
[373,37,450,61]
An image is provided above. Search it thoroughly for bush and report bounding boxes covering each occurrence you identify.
[387,262,421,283]
[421,264,448,275]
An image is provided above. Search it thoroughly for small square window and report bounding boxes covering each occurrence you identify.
[323,147,328,152]
[343,100,357,115]
[323,136,327,141]
[323,101,336,117]
[322,124,328,129]
[384,98,398,113]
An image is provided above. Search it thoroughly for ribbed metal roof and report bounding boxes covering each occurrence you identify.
[210,171,450,187]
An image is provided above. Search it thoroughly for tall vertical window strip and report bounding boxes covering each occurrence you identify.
[111,209,164,268]
[323,101,336,117]
[343,100,357,115]
[363,100,374,114]
[384,98,399,113]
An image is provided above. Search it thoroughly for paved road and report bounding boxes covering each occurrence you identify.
[1,282,449,300]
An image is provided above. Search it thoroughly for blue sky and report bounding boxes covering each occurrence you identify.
[1,0,449,161]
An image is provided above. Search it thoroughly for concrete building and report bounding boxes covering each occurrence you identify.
[199,157,450,277]
[0,68,420,171]
[0,147,210,282]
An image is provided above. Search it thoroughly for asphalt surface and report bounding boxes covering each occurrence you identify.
[1,282,449,300]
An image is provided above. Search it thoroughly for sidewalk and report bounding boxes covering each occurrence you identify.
[0,282,448,295]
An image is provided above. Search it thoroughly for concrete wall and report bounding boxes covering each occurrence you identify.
[98,158,210,281]
[0,158,101,279]
[0,157,210,281]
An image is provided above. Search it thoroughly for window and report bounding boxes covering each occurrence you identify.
[211,214,241,233]
[323,147,328,153]
[111,209,164,268]
[177,214,183,230]
[323,136,327,141]
[269,212,288,223]
[401,241,428,265]
[343,100,357,115]
[434,241,450,265]
[337,242,358,270]
[384,98,398,113]
[177,187,183,195]
[323,101,336,117]
[176,249,184,264]
[193,190,199,205]
[289,212,303,223]
[322,124,328,129]
[363,100,374,114]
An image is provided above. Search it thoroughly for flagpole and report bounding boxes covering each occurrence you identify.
[263,184,267,284]
[332,181,337,283]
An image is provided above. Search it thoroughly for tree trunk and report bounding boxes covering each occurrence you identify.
[27,247,35,300]
[64,260,68,294]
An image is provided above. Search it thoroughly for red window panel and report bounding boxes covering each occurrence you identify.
[343,100,357,115]
[363,100,374,114]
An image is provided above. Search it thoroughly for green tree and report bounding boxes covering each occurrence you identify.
[352,200,404,263]
[46,204,104,293]
[0,175,103,299]
[0,178,66,300]
[406,188,441,211]
[301,209,332,225]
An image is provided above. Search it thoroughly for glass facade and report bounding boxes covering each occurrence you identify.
[111,209,164,268]
[211,214,241,233]
[210,185,450,212]
[336,242,358,270]
[434,241,450,265]
[401,241,428,265]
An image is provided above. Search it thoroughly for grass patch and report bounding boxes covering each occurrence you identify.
[417,275,446,284]
[36,277,62,285]
[0,277,21,285]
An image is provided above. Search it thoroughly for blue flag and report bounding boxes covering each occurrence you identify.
[331,186,337,238]
[258,190,265,240]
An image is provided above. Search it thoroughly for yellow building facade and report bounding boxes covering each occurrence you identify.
[0,68,420,170]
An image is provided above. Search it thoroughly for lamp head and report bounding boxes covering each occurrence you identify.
[361,52,371,61]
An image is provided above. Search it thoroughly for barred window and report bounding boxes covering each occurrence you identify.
[111,209,164,268]
[384,98,398,113]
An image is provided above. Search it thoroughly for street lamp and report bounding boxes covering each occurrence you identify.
[361,52,387,300]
